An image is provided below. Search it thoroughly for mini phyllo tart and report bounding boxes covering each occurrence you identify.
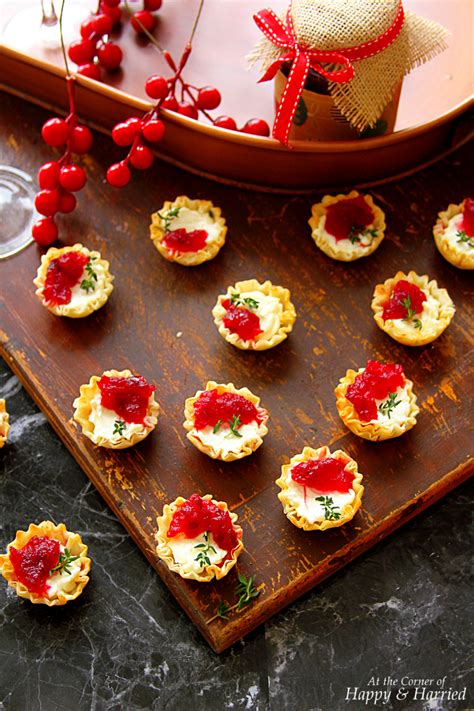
[335,359,419,442]
[150,196,227,266]
[184,381,269,461]
[371,271,455,347]
[0,521,90,606]
[276,446,363,531]
[0,399,9,448]
[73,369,159,449]
[34,243,114,318]
[212,279,296,351]
[309,190,385,262]
[433,197,474,270]
[155,493,243,582]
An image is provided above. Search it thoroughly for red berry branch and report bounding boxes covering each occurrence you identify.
[32,1,92,246]
[106,0,270,187]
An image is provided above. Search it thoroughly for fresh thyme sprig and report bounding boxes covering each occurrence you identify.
[229,293,260,310]
[235,573,260,610]
[206,573,262,624]
[113,420,126,436]
[400,296,423,330]
[456,230,474,248]
[80,257,98,293]
[215,601,230,620]
[225,414,242,438]
[158,207,181,232]
[378,392,402,419]
[194,531,217,569]
[316,496,341,521]
[49,548,80,576]
[212,419,222,434]
[347,224,378,245]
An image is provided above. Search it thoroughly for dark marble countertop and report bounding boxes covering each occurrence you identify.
[0,359,472,710]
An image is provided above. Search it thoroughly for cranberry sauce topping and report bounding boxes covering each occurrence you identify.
[43,251,89,306]
[167,493,239,552]
[193,389,260,431]
[382,279,426,321]
[461,197,474,236]
[346,360,405,422]
[324,195,374,241]
[222,299,263,341]
[291,457,354,493]
[98,375,155,424]
[162,228,208,253]
[9,536,60,595]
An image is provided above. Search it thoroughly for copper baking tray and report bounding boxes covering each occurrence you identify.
[0,0,472,191]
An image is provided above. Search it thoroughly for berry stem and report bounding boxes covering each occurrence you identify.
[189,0,205,44]
[59,0,70,77]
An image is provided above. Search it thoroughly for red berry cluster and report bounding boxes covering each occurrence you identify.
[69,0,124,82]
[32,79,92,246]
[106,40,270,187]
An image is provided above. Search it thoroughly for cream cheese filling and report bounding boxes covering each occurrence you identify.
[443,213,473,255]
[46,542,82,597]
[167,531,227,575]
[317,214,378,258]
[191,421,260,455]
[89,394,153,442]
[373,382,412,425]
[67,258,109,309]
[387,291,440,337]
[285,468,355,524]
[164,206,221,247]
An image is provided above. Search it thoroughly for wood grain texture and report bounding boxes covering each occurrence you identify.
[1,92,473,653]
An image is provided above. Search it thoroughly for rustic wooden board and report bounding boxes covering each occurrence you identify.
[1,93,473,653]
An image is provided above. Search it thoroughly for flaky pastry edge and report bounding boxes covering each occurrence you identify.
[276,446,364,531]
[308,190,386,262]
[183,380,269,462]
[0,520,91,606]
[150,195,227,266]
[73,368,159,449]
[212,278,296,351]
[371,270,455,346]
[335,367,419,442]
[33,243,114,318]
[0,399,9,448]
[433,200,474,270]
[155,494,244,582]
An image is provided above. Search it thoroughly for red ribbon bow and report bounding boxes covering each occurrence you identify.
[254,2,405,145]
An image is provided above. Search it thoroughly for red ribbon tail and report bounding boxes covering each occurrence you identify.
[273,51,310,147]
[258,53,294,83]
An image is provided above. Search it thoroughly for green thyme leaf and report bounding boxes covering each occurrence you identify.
[400,295,423,330]
[347,224,378,245]
[216,601,230,620]
[158,207,181,232]
[194,531,216,570]
[113,420,126,436]
[80,257,98,293]
[378,392,402,419]
[235,573,260,610]
[457,230,474,248]
[315,495,341,521]
[49,548,80,576]
[229,293,259,310]
[213,419,222,434]
[225,414,242,438]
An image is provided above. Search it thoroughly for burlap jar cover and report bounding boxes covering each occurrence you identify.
[250,0,449,144]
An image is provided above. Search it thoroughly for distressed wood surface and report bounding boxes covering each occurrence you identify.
[1,92,473,652]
